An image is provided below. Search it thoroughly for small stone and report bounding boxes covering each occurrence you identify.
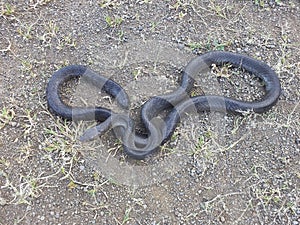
[0,197,7,205]
[79,165,85,171]
[177,44,185,50]
[219,216,225,222]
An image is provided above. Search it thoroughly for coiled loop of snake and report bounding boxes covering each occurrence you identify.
[46,51,281,159]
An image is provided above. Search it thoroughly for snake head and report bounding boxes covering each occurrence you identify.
[78,117,113,142]
[78,126,100,142]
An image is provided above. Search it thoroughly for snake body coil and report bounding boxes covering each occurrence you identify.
[46,51,281,159]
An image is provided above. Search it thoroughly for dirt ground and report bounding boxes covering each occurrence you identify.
[0,0,299,224]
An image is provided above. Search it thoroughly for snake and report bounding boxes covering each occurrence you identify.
[46,51,281,159]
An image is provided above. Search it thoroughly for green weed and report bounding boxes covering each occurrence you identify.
[105,15,123,28]
[1,3,15,17]
[121,207,132,224]
[57,34,77,50]
[0,107,15,129]
[187,39,230,51]
[99,0,120,9]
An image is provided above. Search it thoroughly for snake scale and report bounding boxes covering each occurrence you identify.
[46,51,281,159]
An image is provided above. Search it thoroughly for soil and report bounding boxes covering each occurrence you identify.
[0,0,299,224]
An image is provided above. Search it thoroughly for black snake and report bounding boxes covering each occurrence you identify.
[46,51,281,159]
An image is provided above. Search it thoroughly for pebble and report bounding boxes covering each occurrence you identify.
[219,216,225,222]
[177,44,185,50]
[10,122,17,127]
[0,197,7,205]
[79,165,85,171]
